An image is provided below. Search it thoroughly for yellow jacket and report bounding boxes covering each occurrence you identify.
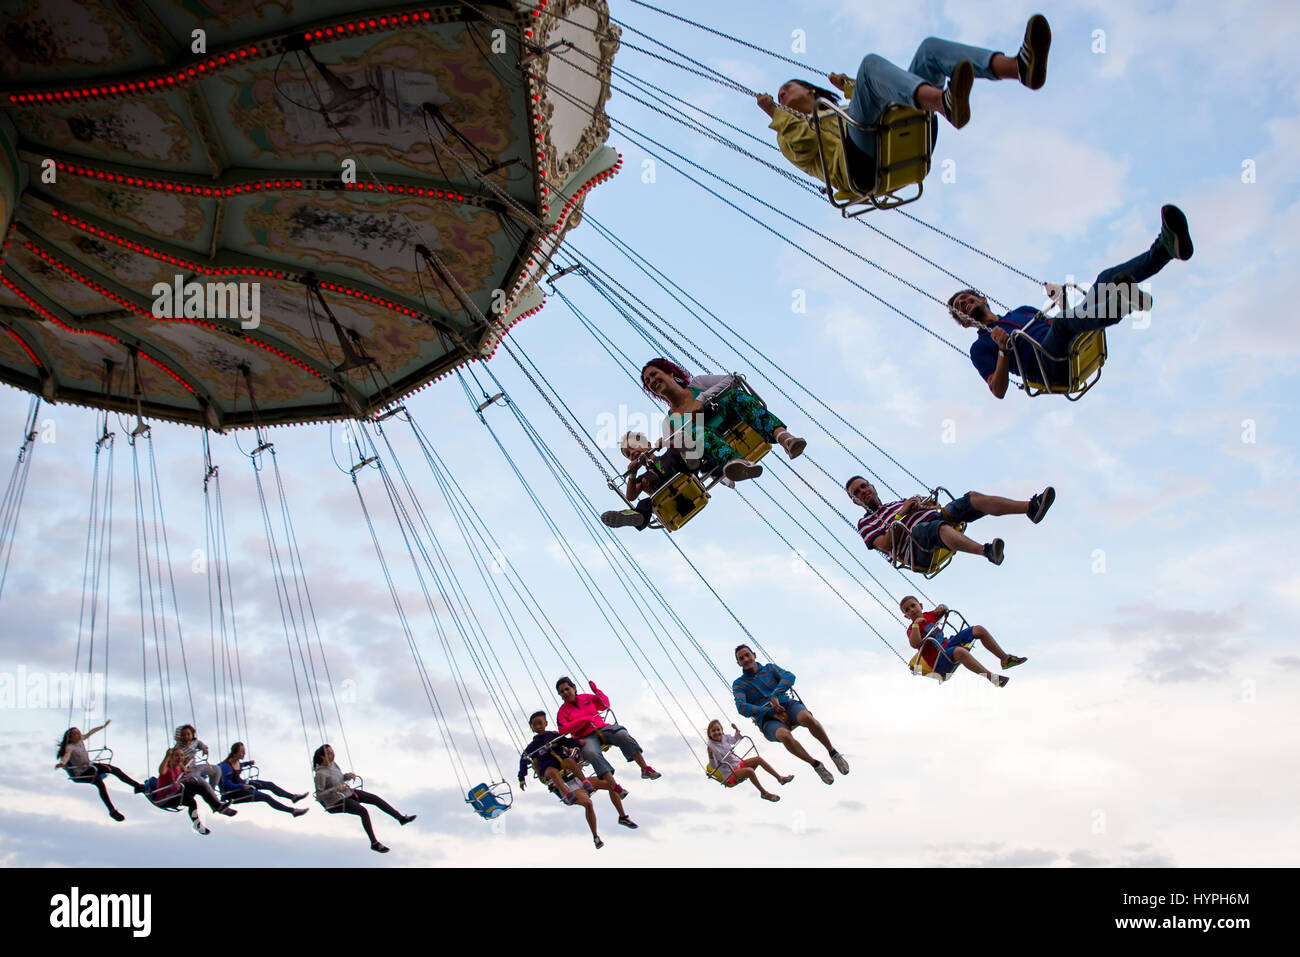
[767,79,860,199]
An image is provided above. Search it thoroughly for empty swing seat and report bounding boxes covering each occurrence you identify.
[467,782,512,820]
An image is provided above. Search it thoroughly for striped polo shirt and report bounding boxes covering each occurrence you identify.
[857,499,940,553]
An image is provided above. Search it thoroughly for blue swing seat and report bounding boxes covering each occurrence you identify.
[466,781,513,820]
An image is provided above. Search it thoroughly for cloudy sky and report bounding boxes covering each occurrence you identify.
[2,0,1298,868]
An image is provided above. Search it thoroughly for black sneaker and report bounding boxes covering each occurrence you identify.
[1027,486,1055,523]
[618,815,639,829]
[601,509,647,530]
[983,538,1005,565]
[1017,14,1052,90]
[109,809,125,822]
[1158,204,1194,261]
[371,841,390,853]
[594,835,605,849]
[399,813,417,826]
[942,60,974,129]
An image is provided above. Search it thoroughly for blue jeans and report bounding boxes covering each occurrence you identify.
[844,38,1000,161]
[1041,240,1172,357]
[579,724,641,778]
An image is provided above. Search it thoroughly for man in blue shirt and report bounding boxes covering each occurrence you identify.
[949,204,1193,398]
[732,645,848,785]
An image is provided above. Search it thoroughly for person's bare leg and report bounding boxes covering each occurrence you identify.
[938,523,985,555]
[600,773,627,816]
[914,83,943,111]
[967,491,1029,516]
[630,750,649,771]
[752,756,791,783]
[576,792,598,837]
[775,728,817,766]
[953,646,991,677]
[796,711,836,757]
[740,767,776,799]
[972,624,1009,661]
[989,53,1019,79]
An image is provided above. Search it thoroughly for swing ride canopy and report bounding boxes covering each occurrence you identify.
[0,0,620,430]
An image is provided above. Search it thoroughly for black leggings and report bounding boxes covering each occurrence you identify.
[69,763,143,814]
[156,781,223,816]
[228,779,296,814]
[327,789,403,843]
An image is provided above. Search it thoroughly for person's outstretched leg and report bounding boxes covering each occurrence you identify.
[99,764,144,792]
[908,37,1001,87]
[1045,206,1190,352]
[965,491,1029,517]
[354,789,405,823]
[87,775,121,818]
[599,774,627,817]
[937,523,985,555]
[189,781,225,812]
[750,756,792,783]
[252,779,297,800]
[250,790,297,814]
[576,792,599,838]
[796,711,836,756]
[971,624,1010,662]
[774,727,816,765]
[952,646,991,677]
[341,799,379,844]
[846,53,930,133]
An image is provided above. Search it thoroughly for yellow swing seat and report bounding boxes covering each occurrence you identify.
[1019,328,1108,400]
[887,488,963,579]
[811,100,936,217]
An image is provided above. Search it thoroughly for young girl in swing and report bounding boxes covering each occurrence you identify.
[706,719,794,802]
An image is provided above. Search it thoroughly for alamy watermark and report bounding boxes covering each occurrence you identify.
[152,277,261,330]
[0,667,104,710]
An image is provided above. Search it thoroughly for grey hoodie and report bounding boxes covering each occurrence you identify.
[314,762,353,809]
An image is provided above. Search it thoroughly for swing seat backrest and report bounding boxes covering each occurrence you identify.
[467,782,511,820]
[812,100,935,216]
[650,472,709,531]
[908,637,952,681]
[143,777,183,812]
[705,763,737,787]
[1023,330,1107,399]
[720,421,771,464]
[889,519,964,578]
[871,105,935,200]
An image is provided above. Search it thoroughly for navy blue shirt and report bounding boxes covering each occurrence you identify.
[969,306,1053,383]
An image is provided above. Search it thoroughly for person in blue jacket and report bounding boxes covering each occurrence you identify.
[732,645,848,785]
[219,742,309,817]
[949,205,1193,398]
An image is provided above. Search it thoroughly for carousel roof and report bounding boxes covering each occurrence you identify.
[0,0,620,429]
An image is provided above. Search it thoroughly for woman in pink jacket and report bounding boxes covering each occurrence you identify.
[555,677,661,807]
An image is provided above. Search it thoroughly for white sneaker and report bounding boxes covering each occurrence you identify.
[830,751,850,775]
[813,761,834,785]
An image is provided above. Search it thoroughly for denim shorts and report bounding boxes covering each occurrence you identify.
[910,492,985,552]
[760,699,808,742]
